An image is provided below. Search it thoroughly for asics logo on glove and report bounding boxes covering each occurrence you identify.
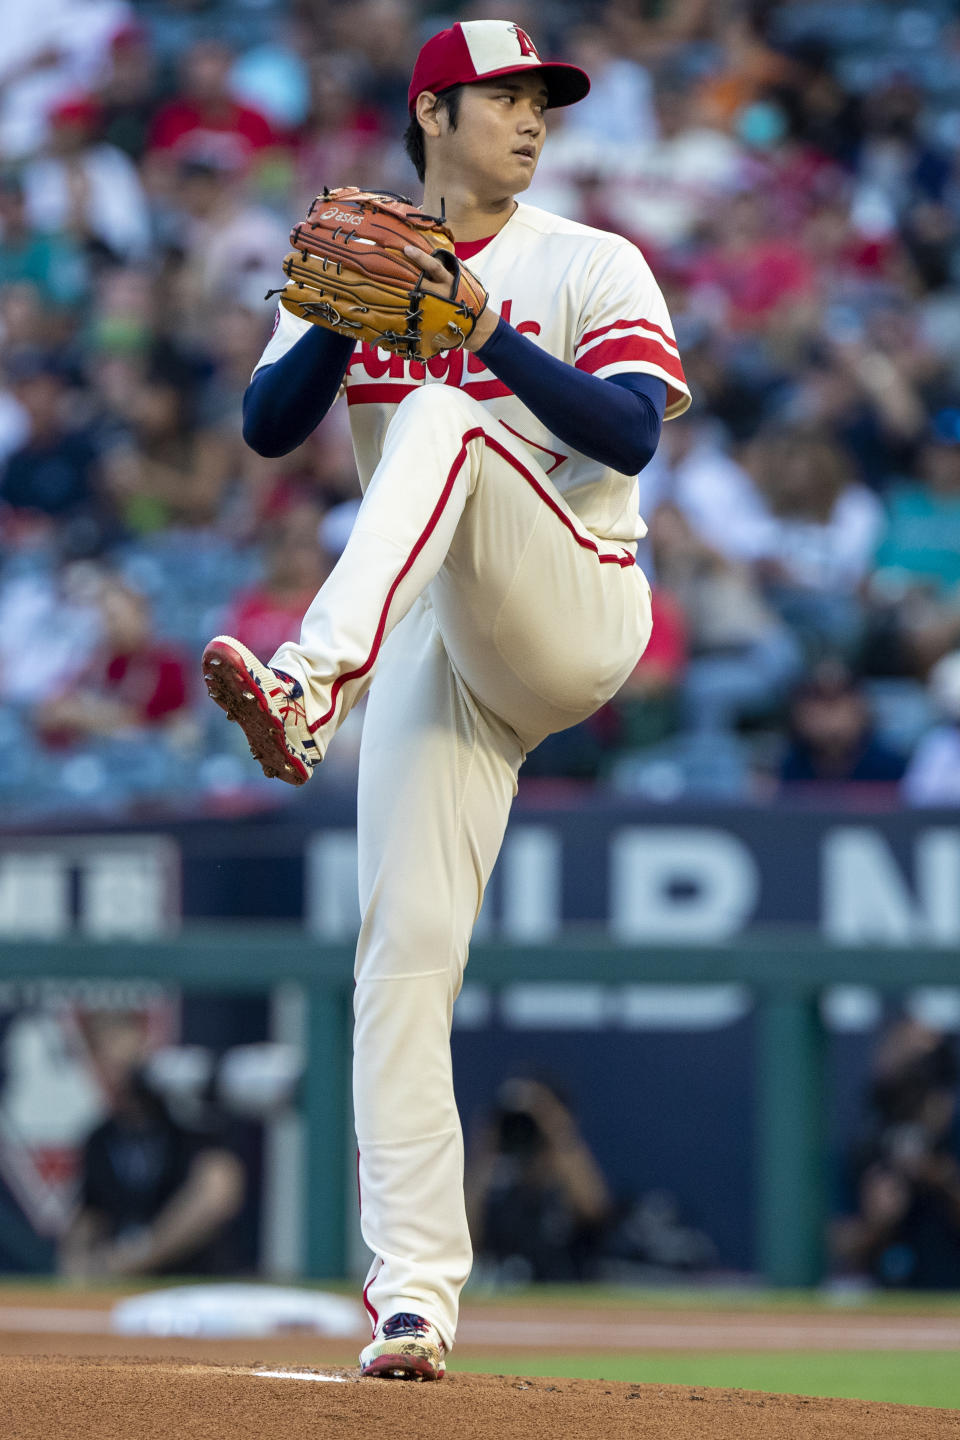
[321,208,362,225]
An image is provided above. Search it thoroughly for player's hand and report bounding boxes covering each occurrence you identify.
[403,245,497,353]
[402,244,452,295]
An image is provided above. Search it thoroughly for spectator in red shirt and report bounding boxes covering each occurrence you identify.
[690,190,817,335]
[147,39,277,174]
[39,575,189,745]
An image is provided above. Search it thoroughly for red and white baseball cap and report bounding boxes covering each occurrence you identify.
[408,20,590,115]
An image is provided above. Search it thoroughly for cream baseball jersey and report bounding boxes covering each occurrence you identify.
[255,201,691,544]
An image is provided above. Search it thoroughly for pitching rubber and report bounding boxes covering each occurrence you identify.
[201,638,311,786]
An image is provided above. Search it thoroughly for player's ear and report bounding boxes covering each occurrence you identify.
[416,91,444,138]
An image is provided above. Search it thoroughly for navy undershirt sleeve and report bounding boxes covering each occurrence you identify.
[242,325,356,457]
[242,315,668,472]
[473,317,667,474]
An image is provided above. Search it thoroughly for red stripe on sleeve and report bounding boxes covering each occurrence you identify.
[576,336,687,385]
[577,316,680,353]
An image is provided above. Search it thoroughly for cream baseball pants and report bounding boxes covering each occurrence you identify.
[271,385,652,1351]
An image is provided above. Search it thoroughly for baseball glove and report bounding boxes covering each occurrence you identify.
[267,187,488,361]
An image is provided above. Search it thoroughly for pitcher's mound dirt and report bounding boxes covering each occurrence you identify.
[3,1356,958,1440]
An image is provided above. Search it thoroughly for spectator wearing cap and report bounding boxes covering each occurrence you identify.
[671,322,771,445]
[22,93,152,263]
[902,651,960,807]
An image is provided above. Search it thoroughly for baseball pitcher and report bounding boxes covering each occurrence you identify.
[202,19,690,1380]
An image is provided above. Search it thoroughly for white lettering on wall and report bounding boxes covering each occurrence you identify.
[0,839,178,938]
[919,830,960,942]
[822,827,960,943]
[306,831,361,937]
[500,826,561,940]
[610,828,759,941]
[0,855,69,936]
[80,851,176,937]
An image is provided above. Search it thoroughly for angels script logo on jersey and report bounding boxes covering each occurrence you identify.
[347,300,540,392]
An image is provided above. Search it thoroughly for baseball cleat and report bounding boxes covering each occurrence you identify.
[359,1312,446,1381]
[201,635,319,786]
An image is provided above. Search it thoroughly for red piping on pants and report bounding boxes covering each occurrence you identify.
[362,1269,380,1332]
[357,1153,379,1331]
[308,425,635,735]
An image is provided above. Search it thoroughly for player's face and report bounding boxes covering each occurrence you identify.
[444,75,548,196]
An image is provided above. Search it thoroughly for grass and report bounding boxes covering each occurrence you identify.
[454,1284,960,1407]
[450,1350,960,1409]
[458,1281,960,1314]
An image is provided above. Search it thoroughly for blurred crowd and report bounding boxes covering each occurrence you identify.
[3,0,960,818]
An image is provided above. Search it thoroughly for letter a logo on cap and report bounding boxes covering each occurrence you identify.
[510,25,540,59]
